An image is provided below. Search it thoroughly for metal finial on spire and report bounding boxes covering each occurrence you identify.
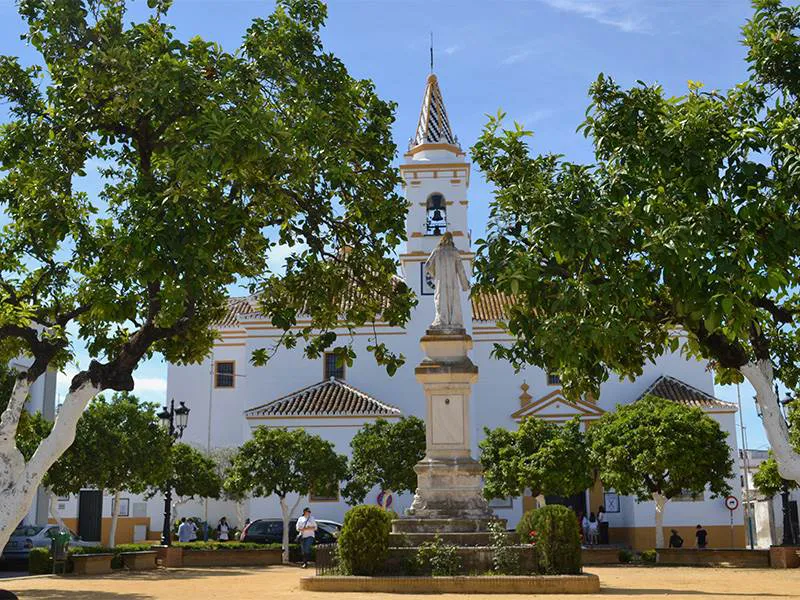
[430,32,434,73]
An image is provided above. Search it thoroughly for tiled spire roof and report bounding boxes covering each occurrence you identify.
[411,73,459,148]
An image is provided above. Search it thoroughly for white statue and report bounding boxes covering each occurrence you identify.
[425,232,470,330]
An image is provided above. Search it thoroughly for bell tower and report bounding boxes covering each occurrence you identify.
[400,73,472,297]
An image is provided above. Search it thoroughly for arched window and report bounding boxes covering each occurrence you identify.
[425,193,447,236]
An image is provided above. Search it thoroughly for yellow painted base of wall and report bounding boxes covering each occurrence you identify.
[48,517,151,546]
[609,525,746,551]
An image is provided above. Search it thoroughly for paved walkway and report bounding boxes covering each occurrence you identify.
[0,565,798,599]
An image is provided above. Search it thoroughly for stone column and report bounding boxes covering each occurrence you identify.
[394,328,495,535]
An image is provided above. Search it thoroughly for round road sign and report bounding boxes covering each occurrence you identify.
[724,495,739,511]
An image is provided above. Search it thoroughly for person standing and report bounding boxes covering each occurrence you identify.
[588,513,599,546]
[669,529,684,548]
[177,518,192,543]
[597,505,609,545]
[695,524,708,549]
[580,512,590,545]
[296,507,317,568]
[240,518,251,541]
[188,519,198,542]
[217,517,231,542]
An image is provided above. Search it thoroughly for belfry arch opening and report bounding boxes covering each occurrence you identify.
[425,193,447,236]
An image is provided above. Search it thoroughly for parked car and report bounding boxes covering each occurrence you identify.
[241,518,341,545]
[1,524,99,561]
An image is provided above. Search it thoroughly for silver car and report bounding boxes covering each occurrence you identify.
[1,524,99,560]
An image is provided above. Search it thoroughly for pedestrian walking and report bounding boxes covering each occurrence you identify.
[296,507,317,568]
[669,529,684,548]
[695,524,708,549]
[177,518,192,543]
[588,512,599,545]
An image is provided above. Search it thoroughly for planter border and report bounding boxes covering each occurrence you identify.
[299,573,600,594]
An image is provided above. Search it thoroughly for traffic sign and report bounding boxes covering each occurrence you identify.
[724,495,739,511]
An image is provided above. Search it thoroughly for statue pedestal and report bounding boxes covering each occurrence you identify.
[394,329,496,538]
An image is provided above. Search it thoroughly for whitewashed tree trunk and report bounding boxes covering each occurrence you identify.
[279,494,303,564]
[108,490,122,548]
[653,492,667,549]
[235,499,246,533]
[48,490,67,531]
[741,360,800,483]
[0,379,100,552]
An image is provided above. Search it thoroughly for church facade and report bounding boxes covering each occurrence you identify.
[55,73,744,549]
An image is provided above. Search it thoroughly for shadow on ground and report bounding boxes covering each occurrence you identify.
[2,590,151,600]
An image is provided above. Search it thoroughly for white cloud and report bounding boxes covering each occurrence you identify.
[56,369,166,402]
[501,48,535,66]
[539,0,649,34]
[443,45,460,56]
[519,109,555,126]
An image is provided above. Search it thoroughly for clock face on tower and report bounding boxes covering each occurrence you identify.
[421,263,435,296]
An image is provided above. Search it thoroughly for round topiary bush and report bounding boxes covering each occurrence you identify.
[516,505,582,575]
[338,505,393,575]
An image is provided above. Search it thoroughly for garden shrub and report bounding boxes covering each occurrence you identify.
[416,536,462,576]
[517,505,582,575]
[338,505,393,575]
[640,549,657,564]
[618,549,633,564]
[28,548,52,575]
[489,520,520,575]
[173,541,263,551]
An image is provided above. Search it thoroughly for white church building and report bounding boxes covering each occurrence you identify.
[54,73,746,550]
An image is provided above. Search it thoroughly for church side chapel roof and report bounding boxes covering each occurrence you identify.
[244,378,402,419]
[411,74,459,148]
[638,375,736,411]
[471,291,515,322]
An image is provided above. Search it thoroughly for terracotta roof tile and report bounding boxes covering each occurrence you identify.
[471,292,515,322]
[637,375,736,411]
[244,378,402,418]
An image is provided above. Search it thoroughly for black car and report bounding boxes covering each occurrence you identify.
[241,518,340,545]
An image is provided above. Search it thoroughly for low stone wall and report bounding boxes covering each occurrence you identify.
[386,546,538,574]
[657,548,770,568]
[769,546,800,569]
[180,549,282,567]
[121,551,157,570]
[72,553,114,576]
[300,574,600,594]
[582,547,620,565]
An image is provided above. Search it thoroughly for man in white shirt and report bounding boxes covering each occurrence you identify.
[296,507,317,568]
[177,518,192,543]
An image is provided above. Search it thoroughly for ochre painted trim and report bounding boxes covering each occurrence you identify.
[400,162,470,170]
[403,143,466,157]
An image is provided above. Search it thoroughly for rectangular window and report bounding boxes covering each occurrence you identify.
[547,373,561,386]
[324,352,345,380]
[112,497,130,517]
[672,489,703,502]
[603,492,620,513]
[215,361,235,388]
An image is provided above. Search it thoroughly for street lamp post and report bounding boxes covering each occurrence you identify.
[158,399,190,546]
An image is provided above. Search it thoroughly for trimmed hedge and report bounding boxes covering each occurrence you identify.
[173,541,263,551]
[640,549,657,564]
[338,505,393,575]
[517,505,582,575]
[29,543,157,573]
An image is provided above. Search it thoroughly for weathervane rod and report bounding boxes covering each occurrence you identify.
[430,32,434,73]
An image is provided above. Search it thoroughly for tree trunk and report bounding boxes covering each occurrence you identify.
[48,490,67,531]
[108,490,122,548]
[279,495,303,564]
[0,379,100,552]
[653,492,667,549]
[741,360,800,483]
[235,499,246,533]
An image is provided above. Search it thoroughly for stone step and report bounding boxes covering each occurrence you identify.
[392,517,506,534]
[389,531,517,547]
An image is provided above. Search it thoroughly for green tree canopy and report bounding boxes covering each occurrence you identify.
[46,392,172,547]
[753,454,799,498]
[470,0,800,483]
[342,416,425,505]
[586,396,733,547]
[0,0,412,548]
[224,427,347,563]
[161,443,222,506]
[480,417,593,501]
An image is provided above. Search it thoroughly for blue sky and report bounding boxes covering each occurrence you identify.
[0,0,774,450]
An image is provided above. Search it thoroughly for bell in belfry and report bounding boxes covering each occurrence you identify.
[431,209,444,222]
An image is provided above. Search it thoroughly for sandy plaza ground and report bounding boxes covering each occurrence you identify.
[0,565,799,599]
